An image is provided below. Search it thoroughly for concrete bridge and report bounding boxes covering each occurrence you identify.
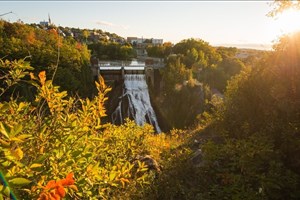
[90,58,164,89]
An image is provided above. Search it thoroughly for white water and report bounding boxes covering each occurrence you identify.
[112,74,161,133]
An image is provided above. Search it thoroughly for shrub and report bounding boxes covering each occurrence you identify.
[0,59,169,199]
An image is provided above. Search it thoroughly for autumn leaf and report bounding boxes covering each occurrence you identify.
[38,71,46,85]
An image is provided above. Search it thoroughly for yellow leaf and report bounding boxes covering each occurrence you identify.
[120,178,130,188]
[30,163,43,169]
[0,138,10,147]
[12,147,23,160]
[29,72,35,80]
[68,185,78,191]
[39,146,44,154]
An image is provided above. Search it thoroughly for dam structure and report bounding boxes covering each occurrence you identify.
[91,59,164,133]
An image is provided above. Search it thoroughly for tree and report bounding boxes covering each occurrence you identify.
[0,21,94,98]
[173,38,222,68]
[82,29,89,43]
[88,41,136,60]
[268,0,300,17]
[197,31,300,199]
[161,56,190,94]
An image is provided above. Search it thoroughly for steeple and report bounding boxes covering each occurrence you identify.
[48,13,51,25]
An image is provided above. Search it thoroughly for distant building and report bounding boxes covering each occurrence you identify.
[127,37,163,56]
[127,37,163,46]
[137,38,144,44]
[152,38,163,46]
[235,49,251,59]
[127,37,138,44]
[68,30,74,37]
[58,29,66,37]
[39,14,52,27]
[39,21,48,27]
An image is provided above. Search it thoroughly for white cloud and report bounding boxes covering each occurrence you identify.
[96,20,114,26]
[95,20,129,30]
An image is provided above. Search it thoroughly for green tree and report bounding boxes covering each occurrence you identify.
[194,31,300,200]
[0,21,93,98]
[88,41,136,60]
[173,38,222,68]
[82,29,89,43]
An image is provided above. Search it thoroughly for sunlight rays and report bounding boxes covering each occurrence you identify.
[271,8,300,35]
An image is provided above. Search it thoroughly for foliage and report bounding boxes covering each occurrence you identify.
[156,55,208,128]
[161,56,191,95]
[143,32,300,200]
[156,38,245,129]
[0,59,33,99]
[268,0,300,17]
[172,38,222,69]
[37,173,77,200]
[0,20,94,98]
[0,59,173,199]
[88,41,136,60]
[175,31,300,199]
[196,32,300,199]
[146,42,173,58]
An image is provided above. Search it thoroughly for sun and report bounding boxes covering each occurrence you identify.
[272,8,300,35]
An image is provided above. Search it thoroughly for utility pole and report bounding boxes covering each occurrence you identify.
[0,11,13,17]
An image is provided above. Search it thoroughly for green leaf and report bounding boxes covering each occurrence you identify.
[0,122,10,139]
[9,178,31,185]
[35,154,49,163]
[84,152,92,158]
[0,103,9,112]
[71,150,82,158]
[25,80,40,88]
[3,186,10,196]
[11,124,23,137]
[65,160,75,166]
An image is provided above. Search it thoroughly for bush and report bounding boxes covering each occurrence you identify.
[0,59,171,199]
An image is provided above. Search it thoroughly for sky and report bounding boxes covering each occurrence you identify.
[1,1,299,50]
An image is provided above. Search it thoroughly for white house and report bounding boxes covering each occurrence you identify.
[152,39,163,45]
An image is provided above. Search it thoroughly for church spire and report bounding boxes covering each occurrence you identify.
[48,13,51,25]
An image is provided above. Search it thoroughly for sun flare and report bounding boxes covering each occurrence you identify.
[272,8,300,35]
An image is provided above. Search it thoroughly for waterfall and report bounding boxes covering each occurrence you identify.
[112,74,161,133]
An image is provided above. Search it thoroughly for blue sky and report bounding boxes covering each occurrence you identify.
[0,1,296,49]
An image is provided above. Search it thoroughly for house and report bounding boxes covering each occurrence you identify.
[127,37,138,44]
[127,37,163,46]
[152,38,163,46]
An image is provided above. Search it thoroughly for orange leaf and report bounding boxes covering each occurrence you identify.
[45,180,56,189]
[37,192,49,200]
[49,191,60,200]
[38,71,46,85]
[56,186,65,197]
[65,173,75,185]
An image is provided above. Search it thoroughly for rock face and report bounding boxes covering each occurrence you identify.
[135,155,161,173]
[153,83,207,129]
[190,149,203,168]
